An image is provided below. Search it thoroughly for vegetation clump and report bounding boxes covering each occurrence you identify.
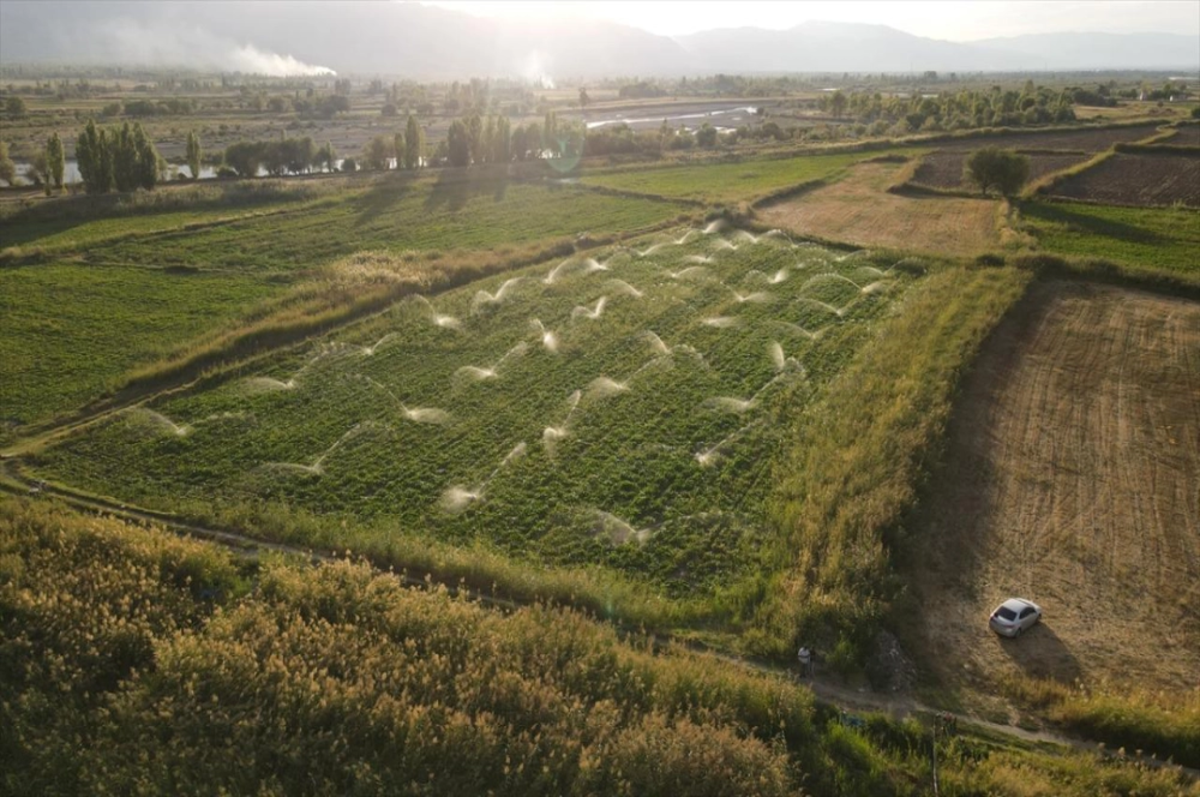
[76,118,162,193]
[964,147,1030,197]
[3,500,1195,796]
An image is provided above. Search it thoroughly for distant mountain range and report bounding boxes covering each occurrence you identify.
[1,2,1197,78]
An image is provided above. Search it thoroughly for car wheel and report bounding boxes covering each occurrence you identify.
[1014,625,1023,637]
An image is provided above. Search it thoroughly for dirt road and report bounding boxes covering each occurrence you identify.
[904,280,1200,695]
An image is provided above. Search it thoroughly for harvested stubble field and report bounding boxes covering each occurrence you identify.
[935,122,1163,153]
[32,226,919,598]
[757,160,1002,256]
[1048,151,1200,207]
[911,150,1091,191]
[903,280,1200,697]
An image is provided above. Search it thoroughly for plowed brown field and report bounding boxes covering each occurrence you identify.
[911,151,1090,191]
[904,281,1200,695]
[757,162,1002,256]
[1049,152,1200,207]
[1165,125,1200,146]
[936,123,1162,153]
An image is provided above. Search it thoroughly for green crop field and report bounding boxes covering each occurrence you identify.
[33,225,924,598]
[580,148,923,203]
[0,261,282,428]
[0,178,690,431]
[79,178,689,270]
[1021,199,1200,275]
[0,206,273,252]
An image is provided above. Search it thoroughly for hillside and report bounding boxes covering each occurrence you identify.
[1,3,1197,75]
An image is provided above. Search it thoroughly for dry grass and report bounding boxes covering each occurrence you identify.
[901,279,1200,703]
[756,161,1003,257]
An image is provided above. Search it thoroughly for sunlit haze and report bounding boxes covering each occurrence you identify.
[420,0,1200,40]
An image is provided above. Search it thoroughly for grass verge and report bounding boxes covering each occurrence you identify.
[1005,677,1200,769]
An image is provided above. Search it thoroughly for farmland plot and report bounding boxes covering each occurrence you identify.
[904,281,1200,694]
[1162,124,1200,146]
[1047,151,1200,207]
[1021,200,1200,274]
[35,227,922,595]
[934,123,1163,153]
[758,161,1002,256]
[911,150,1091,191]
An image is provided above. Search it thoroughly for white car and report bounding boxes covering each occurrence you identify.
[989,598,1042,638]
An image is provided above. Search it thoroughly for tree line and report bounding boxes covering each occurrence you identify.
[4,120,163,195]
[358,114,426,171]
[820,81,1077,132]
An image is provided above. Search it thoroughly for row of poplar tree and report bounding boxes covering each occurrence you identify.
[75,120,163,194]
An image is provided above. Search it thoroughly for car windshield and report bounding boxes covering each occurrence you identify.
[995,607,1017,621]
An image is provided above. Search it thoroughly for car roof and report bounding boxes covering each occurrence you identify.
[999,598,1037,612]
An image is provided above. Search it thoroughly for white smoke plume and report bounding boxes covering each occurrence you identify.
[59,16,336,76]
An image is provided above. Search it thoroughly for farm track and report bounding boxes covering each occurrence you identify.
[905,280,1200,697]
[3,457,1194,779]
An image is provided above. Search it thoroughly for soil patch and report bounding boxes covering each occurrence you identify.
[902,281,1200,695]
[1049,152,1200,207]
[1164,125,1200,146]
[757,161,1001,256]
[912,150,1090,191]
[935,123,1162,153]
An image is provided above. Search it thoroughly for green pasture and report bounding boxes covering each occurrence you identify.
[0,262,280,429]
[1021,199,1200,275]
[76,178,689,270]
[0,179,690,431]
[580,148,922,203]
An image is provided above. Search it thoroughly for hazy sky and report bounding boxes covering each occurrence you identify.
[420,1,1200,40]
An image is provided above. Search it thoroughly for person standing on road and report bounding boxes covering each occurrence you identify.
[797,645,813,678]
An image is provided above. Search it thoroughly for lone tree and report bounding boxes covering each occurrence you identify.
[46,132,66,191]
[186,130,202,179]
[76,119,113,194]
[361,134,393,171]
[0,140,15,186]
[964,147,1030,197]
[30,151,51,194]
[829,90,847,119]
[447,119,471,167]
[403,115,423,170]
